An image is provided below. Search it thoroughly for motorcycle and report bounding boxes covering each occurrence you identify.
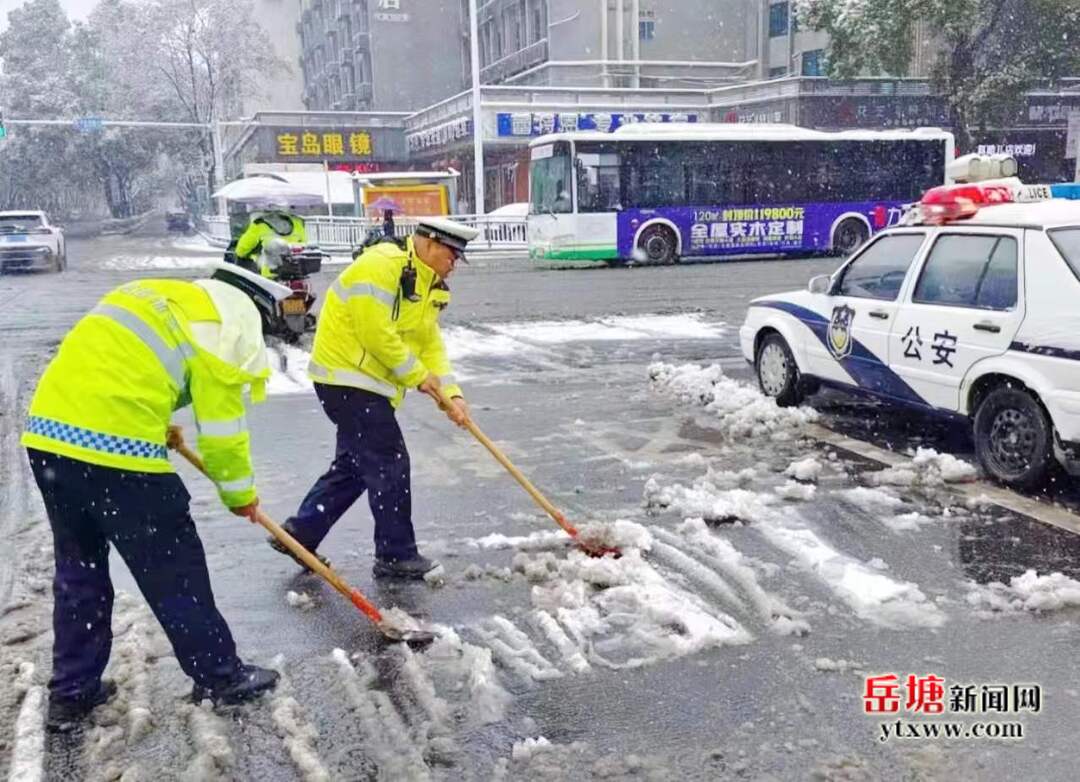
[216,238,326,343]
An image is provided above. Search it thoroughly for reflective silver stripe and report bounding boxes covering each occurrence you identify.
[438,374,457,386]
[217,475,255,493]
[92,304,187,388]
[196,415,247,437]
[392,354,418,380]
[308,360,398,396]
[331,279,397,308]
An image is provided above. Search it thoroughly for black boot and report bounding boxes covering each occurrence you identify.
[191,664,280,706]
[373,554,440,580]
[267,533,331,572]
[47,680,117,733]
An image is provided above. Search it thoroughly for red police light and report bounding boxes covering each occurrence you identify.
[919,184,1015,224]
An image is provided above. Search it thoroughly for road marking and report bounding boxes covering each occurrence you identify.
[805,423,1080,537]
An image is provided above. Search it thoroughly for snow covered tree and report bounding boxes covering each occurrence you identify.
[0,0,93,214]
[146,0,285,200]
[0,0,282,216]
[796,0,1080,149]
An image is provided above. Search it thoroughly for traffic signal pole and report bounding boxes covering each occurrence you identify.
[2,117,251,215]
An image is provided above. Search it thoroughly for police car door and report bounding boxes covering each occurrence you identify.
[807,231,929,398]
[889,229,1025,410]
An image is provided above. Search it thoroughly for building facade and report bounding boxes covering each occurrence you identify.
[475,0,759,88]
[256,2,1080,213]
[298,0,469,112]
[243,0,307,114]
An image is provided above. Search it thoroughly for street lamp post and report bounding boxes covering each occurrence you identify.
[469,0,485,215]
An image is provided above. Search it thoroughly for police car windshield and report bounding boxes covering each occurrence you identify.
[1048,228,1080,283]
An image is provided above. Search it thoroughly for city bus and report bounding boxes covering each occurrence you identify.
[527,124,955,264]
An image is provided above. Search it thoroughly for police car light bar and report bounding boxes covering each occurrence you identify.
[918,183,1015,225]
[947,153,1019,184]
[1051,183,1080,200]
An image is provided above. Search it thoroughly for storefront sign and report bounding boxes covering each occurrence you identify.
[407,117,471,153]
[270,128,374,160]
[721,103,791,124]
[329,162,392,173]
[976,143,1037,158]
[363,185,448,216]
[801,96,950,129]
[495,112,700,137]
[374,0,408,23]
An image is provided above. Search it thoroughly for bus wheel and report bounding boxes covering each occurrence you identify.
[638,225,678,265]
[832,218,870,256]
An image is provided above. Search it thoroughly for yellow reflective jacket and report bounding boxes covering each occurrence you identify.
[309,237,461,407]
[235,213,307,277]
[21,280,269,508]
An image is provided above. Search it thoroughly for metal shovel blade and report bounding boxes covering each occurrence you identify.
[377,621,438,648]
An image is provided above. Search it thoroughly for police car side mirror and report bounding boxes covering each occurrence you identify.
[808,275,831,295]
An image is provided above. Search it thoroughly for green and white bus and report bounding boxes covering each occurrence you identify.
[527,123,954,264]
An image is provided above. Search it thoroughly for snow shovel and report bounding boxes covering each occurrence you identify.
[430,390,621,558]
[167,431,437,647]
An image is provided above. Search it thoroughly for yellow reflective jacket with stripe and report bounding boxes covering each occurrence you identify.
[21,280,269,508]
[309,237,461,406]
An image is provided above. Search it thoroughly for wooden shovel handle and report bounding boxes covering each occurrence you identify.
[172,441,383,624]
[430,389,580,539]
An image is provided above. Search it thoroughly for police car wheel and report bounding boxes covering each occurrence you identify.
[756,333,802,407]
[973,386,1053,489]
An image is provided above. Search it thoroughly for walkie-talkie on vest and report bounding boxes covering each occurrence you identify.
[400,253,421,302]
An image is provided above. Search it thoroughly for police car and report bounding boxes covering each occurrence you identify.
[740,154,1080,489]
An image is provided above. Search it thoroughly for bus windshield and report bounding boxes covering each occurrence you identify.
[530,142,573,215]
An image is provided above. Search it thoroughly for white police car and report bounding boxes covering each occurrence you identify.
[740,155,1080,489]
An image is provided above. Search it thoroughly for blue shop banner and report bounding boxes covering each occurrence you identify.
[496,111,700,137]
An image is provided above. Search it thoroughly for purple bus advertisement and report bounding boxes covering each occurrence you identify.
[527,125,954,265]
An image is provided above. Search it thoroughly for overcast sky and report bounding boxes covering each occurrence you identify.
[0,0,93,31]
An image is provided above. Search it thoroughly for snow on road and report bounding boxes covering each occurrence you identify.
[487,313,725,343]
[265,344,314,395]
[754,518,946,629]
[266,312,727,395]
[648,361,818,439]
[100,254,219,271]
[966,570,1080,613]
[8,663,44,782]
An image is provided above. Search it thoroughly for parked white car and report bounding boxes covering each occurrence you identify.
[0,211,66,273]
[740,177,1080,489]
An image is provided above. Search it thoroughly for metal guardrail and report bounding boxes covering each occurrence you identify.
[198,214,528,253]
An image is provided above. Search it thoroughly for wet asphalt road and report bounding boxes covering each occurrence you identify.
[1,232,1080,781]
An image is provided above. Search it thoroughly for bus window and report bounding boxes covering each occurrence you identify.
[575,144,622,212]
[530,142,573,215]
[685,142,745,205]
[623,142,688,208]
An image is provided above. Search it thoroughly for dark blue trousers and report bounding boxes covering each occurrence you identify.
[286,385,419,561]
[28,449,243,701]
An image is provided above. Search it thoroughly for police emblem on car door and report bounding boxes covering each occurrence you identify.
[827,305,856,359]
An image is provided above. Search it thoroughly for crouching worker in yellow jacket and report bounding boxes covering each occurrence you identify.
[22,278,279,732]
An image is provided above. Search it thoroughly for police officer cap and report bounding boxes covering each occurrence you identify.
[415,217,480,254]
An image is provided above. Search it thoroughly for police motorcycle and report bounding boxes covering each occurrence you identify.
[220,237,325,342]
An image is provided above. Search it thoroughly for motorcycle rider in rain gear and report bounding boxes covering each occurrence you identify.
[235,209,307,278]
